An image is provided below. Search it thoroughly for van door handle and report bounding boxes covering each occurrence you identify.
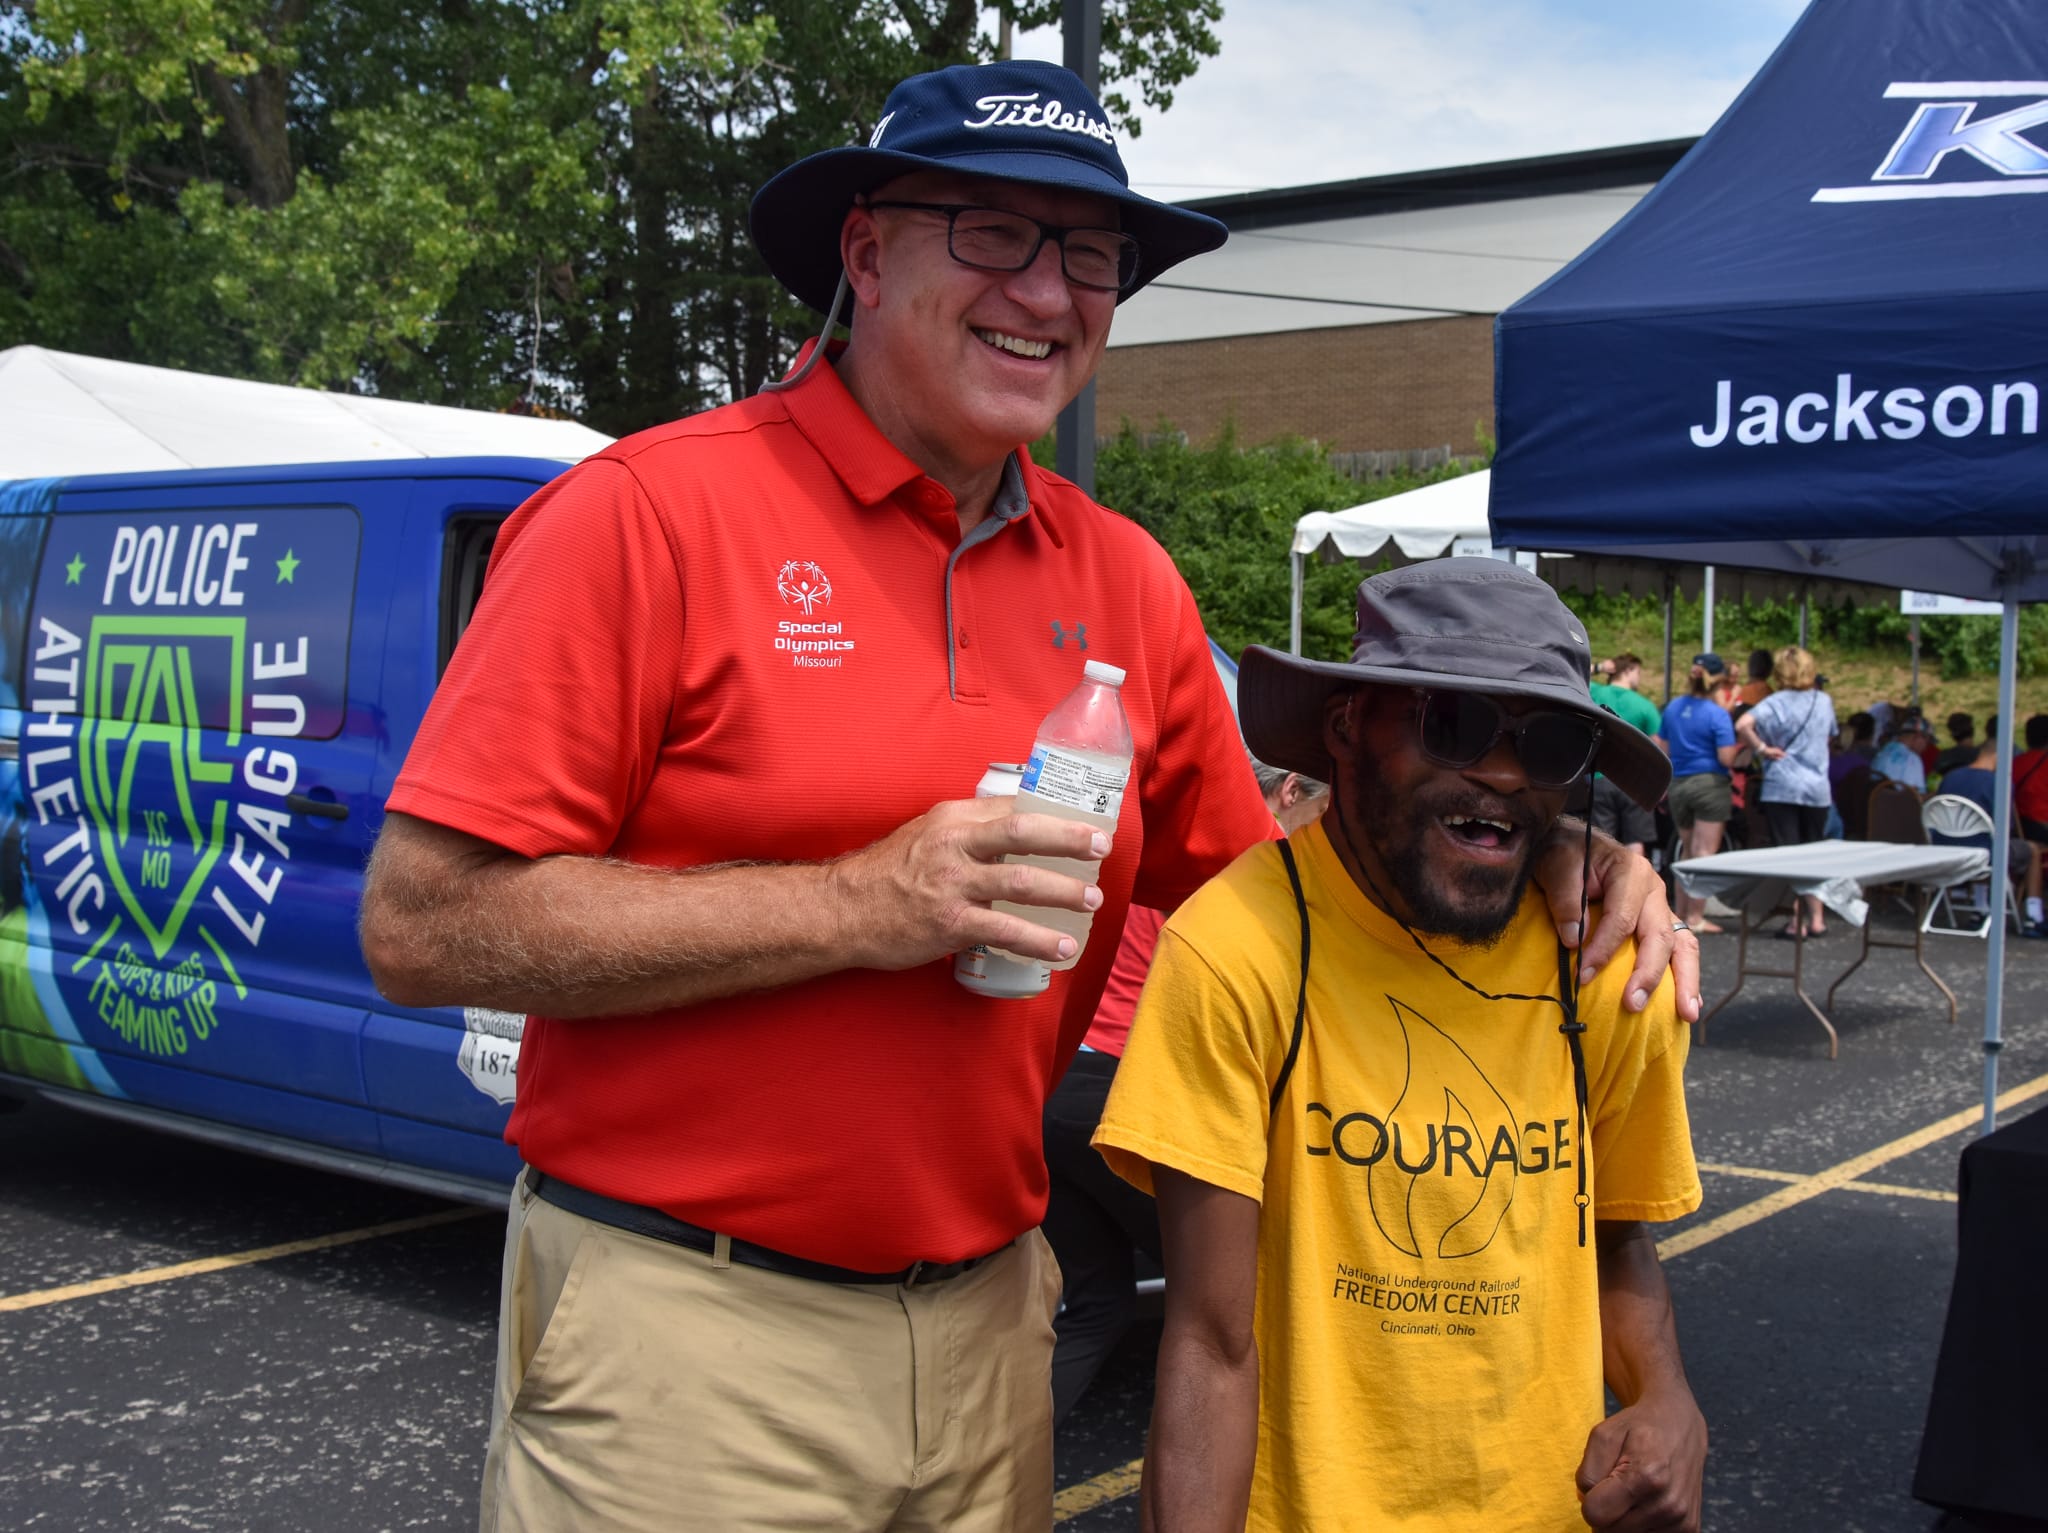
[285,793,350,821]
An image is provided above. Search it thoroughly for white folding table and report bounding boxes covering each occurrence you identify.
[1675,840,1990,1058]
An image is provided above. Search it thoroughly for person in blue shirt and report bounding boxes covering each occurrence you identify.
[1931,717,2046,936]
[1663,653,1743,932]
[1736,647,1838,937]
[1871,714,1932,794]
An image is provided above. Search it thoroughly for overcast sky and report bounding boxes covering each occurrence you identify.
[1016,0,1811,196]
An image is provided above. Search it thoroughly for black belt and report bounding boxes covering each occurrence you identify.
[528,1172,1000,1287]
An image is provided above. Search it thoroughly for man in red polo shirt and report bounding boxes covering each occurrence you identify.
[359,59,1698,1533]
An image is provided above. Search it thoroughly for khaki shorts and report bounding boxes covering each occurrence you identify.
[479,1171,1061,1533]
[1669,772,1733,830]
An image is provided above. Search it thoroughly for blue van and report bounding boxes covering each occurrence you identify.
[0,458,561,1203]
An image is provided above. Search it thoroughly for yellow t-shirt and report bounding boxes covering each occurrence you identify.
[1095,819,1701,1533]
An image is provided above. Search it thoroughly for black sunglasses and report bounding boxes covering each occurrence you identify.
[1412,688,1603,789]
[861,199,1141,292]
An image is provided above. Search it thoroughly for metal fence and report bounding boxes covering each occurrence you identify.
[1328,445,1470,481]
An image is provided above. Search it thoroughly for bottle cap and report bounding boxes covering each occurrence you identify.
[1083,660,1126,687]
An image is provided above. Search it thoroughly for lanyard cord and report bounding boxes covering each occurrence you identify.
[1331,793,1593,1246]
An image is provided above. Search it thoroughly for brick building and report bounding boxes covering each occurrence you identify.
[1096,140,1696,456]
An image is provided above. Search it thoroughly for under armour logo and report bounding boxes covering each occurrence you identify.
[1051,621,1088,651]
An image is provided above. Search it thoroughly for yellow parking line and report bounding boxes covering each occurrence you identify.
[1054,1457,1145,1522]
[1841,1181,1957,1203]
[0,1208,485,1314]
[1660,1070,2048,1262]
[1698,1161,1956,1202]
[7,1074,2031,1530]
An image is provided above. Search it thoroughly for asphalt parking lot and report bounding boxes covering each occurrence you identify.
[3,905,2044,1531]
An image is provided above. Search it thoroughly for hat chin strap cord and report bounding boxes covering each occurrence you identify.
[1332,792,1593,1247]
[760,269,852,394]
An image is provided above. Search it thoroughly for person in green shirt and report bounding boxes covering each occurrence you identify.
[1589,653,1669,855]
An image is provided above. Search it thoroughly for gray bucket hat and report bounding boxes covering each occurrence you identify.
[1240,558,1671,812]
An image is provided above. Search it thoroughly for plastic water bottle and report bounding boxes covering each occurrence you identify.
[953,764,1051,999]
[995,660,1133,973]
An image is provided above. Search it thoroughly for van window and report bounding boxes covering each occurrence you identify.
[439,516,503,676]
[0,487,54,710]
[29,508,362,742]
[0,495,52,919]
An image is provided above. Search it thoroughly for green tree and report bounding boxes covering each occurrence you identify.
[1,0,1222,433]
[1078,424,1478,664]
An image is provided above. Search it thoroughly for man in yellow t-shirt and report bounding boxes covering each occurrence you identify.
[1096,559,1706,1533]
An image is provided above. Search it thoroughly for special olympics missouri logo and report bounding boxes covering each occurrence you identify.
[777,560,833,614]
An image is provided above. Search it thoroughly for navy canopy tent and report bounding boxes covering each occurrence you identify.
[1490,0,2047,1128]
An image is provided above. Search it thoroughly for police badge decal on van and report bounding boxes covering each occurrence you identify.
[20,508,360,1065]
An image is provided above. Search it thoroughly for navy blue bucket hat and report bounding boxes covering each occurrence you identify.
[750,60,1228,316]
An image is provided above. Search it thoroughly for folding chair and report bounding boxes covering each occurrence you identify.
[1858,779,1932,923]
[1921,794,2022,938]
[1868,780,1928,845]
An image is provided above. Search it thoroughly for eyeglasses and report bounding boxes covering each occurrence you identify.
[861,200,1141,292]
[1412,689,1603,789]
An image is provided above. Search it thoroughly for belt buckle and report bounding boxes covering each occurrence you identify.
[903,1259,926,1288]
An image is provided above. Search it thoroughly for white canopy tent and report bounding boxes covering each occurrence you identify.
[1287,469,1885,694]
[0,346,612,478]
[1289,470,1494,653]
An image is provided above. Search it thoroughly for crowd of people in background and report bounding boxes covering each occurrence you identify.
[1588,640,2048,940]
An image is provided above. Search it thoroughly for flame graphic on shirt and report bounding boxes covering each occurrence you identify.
[1366,998,1520,1260]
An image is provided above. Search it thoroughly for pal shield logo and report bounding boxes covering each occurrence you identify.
[26,510,359,1060]
[1814,79,2048,201]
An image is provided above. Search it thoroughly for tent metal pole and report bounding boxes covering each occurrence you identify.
[1702,565,1716,656]
[1662,572,1674,704]
[1798,586,1809,650]
[1983,591,2020,1136]
[1290,550,1304,656]
[1911,616,1921,710]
